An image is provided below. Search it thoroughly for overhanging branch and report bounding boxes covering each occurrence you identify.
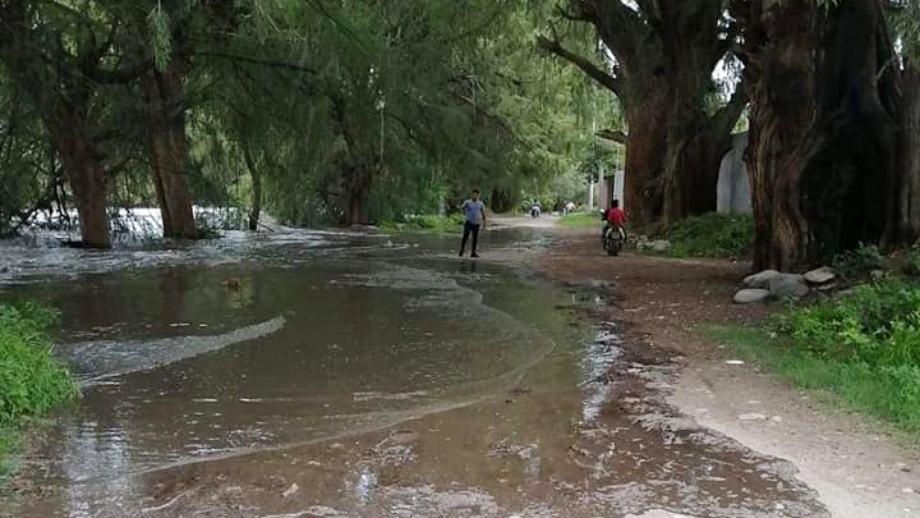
[536,35,623,97]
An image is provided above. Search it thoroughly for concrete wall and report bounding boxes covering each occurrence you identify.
[598,170,625,211]
[717,132,752,215]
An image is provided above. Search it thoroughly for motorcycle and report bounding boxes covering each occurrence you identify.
[603,224,625,256]
[530,205,541,218]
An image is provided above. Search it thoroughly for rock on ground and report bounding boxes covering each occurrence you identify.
[743,269,781,289]
[733,289,771,304]
[649,240,671,253]
[804,266,836,284]
[769,274,809,299]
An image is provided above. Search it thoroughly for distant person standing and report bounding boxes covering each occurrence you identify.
[459,188,486,258]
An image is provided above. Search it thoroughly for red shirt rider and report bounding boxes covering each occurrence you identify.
[605,204,626,226]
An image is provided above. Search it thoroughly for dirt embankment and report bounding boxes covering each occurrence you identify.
[539,230,920,518]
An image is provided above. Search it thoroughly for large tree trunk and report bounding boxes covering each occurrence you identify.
[141,64,197,239]
[53,130,110,247]
[543,0,744,227]
[662,111,739,224]
[896,65,920,244]
[343,160,372,225]
[738,0,817,270]
[741,0,903,270]
[622,102,668,225]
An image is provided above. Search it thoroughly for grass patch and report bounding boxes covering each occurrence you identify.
[0,302,77,478]
[649,213,754,259]
[704,278,920,435]
[559,212,601,229]
[380,214,465,234]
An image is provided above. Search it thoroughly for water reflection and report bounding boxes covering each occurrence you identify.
[580,322,623,424]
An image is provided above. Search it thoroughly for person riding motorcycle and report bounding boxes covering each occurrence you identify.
[602,199,627,242]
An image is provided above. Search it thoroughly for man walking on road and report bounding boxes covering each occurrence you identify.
[459,188,486,258]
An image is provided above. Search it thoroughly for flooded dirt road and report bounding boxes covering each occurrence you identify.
[0,225,829,517]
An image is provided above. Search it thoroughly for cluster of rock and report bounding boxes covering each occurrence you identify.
[634,236,671,253]
[734,266,836,304]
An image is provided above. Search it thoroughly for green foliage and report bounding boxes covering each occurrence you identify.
[902,248,920,278]
[0,302,77,477]
[381,213,465,234]
[559,211,600,229]
[775,279,920,365]
[725,278,920,433]
[832,244,885,280]
[146,5,172,72]
[653,213,754,259]
[705,323,920,434]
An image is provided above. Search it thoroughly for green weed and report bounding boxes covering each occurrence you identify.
[832,244,885,280]
[559,212,601,229]
[0,302,77,479]
[381,213,465,234]
[705,278,920,435]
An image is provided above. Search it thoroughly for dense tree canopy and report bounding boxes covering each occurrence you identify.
[0,0,618,243]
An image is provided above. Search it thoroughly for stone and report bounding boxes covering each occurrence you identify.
[804,266,836,284]
[738,413,768,421]
[733,289,771,304]
[649,239,671,253]
[769,274,809,299]
[743,269,781,289]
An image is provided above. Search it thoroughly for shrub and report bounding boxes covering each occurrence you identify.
[0,302,76,476]
[832,244,885,280]
[900,247,920,278]
[766,279,920,431]
[775,279,920,365]
[656,213,754,259]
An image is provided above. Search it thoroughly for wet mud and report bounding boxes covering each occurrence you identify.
[0,227,828,517]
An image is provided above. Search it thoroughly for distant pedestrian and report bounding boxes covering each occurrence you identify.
[459,188,486,258]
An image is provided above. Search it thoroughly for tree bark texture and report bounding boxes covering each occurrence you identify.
[739,0,908,270]
[242,144,263,231]
[141,61,197,239]
[541,0,745,226]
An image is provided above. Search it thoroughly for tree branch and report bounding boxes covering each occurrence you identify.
[597,128,627,143]
[536,35,623,96]
[193,50,318,74]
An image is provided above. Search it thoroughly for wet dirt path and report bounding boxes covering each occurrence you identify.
[1,224,828,517]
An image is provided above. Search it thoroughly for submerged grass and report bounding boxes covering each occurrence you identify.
[705,278,920,435]
[380,213,465,234]
[559,212,600,229]
[0,302,77,478]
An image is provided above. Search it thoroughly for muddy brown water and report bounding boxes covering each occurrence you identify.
[0,227,828,517]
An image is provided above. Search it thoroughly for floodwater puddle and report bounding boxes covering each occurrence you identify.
[0,227,828,517]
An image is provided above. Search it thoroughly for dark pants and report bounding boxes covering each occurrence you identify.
[460,221,480,255]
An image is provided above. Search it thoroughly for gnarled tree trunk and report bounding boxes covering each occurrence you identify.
[895,65,920,244]
[740,0,904,270]
[541,0,744,227]
[621,92,669,225]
